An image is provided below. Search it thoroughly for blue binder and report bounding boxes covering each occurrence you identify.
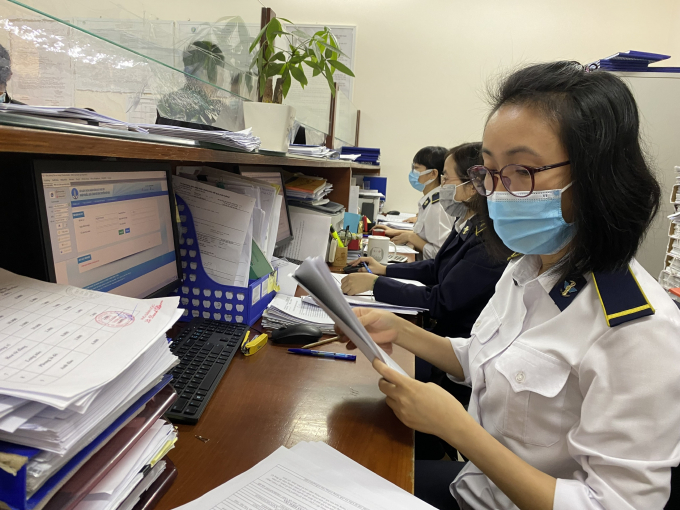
[0,374,172,510]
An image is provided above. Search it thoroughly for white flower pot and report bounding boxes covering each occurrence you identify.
[243,102,296,153]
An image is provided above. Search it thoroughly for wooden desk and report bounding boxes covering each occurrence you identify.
[156,313,415,509]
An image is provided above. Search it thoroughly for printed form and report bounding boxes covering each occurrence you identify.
[173,177,256,287]
[0,269,179,408]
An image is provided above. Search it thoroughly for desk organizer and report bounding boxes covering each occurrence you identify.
[172,195,278,325]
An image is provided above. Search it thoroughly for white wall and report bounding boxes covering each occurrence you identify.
[265,0,680,215]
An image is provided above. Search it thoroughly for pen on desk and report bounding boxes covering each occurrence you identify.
[302,335,341,349]
[362,262,373,274]
[288,348,356,361]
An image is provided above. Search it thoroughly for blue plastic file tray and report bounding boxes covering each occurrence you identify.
[0,375,172,510]
[172,195,277,325]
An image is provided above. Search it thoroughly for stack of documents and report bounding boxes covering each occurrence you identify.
[288,144,340,159]
[262,295,336,335]
[302,273,427,315]
[377,213,416,231]
[73,419,177,510]
[0,269,181,508]
[0,104,146,131]
[586,50,680,73]
[285,175,333,205]
[137,124,261,152]
[274,207,331,264]
[173,441,435,510]
[339,146,381,165]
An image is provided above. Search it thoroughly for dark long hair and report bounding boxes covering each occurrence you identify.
[413,146,448,186]
[485,61,660,278]
[449,142,513,261]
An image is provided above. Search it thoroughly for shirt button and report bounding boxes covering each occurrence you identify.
[515,371,525,383]
[474,320,481,328]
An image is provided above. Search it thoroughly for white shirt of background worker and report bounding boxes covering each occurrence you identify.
[374,146,454,260]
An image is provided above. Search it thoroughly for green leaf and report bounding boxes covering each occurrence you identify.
[282,72,292,98]
[290,64,307,87]
[323,62,336,96]
[266,63,285,78]
[245,73,253,93]
[291,29,310,40]
[249,24,268,52]
[312,38,348,58]
[271,51,285,62]
[325,48,332,59]
[277,17,294,24]
[259,73,267,96]
[266,18,282,47]
[328,59,355,77]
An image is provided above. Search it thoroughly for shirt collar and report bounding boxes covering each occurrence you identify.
[417,185,441,206]
[454,213,475,233]
[511,254,562,291]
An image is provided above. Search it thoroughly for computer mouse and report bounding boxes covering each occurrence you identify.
[343,265,363,273]
[270,324,324,345]
[385,210,400,215]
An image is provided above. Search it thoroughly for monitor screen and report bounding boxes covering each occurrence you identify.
[35,162,182,298]
[239,168,293,246]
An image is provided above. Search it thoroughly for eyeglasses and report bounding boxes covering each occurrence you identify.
[467,161,570,198]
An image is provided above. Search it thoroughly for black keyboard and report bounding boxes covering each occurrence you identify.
[166,318,249,424]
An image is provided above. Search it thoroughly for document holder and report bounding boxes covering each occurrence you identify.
[172,196,278,325]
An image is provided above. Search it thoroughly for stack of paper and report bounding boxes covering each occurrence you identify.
[73,419,177,510]
[285,175,333,205]
[301,273,427,315]
[586,50,680,73]
[0,104,146,131]
[288,144,340,159]
[339,146,381,165]
[293,257,408,375]
[262,295,336,335]
[0,269,181,506]
[173,176,257,288]
[173,441,435,510]
[136,123,261,152]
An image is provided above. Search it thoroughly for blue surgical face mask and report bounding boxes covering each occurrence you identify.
[409,168,436,192]
[487,183,575,255]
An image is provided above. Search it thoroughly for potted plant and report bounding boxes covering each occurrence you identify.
[243,17,355,153]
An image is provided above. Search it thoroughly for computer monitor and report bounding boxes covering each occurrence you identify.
[238,168,293,246]
[34,160,182,298]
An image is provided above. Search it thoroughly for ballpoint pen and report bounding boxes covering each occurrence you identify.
[362,261,373,274]
[287,348,356,361]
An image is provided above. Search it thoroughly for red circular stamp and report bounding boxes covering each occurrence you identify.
[95,311,135,328]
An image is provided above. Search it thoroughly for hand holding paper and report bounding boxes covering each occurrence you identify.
[292,257,409,376]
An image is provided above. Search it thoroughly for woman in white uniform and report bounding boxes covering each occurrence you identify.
[374,146,454,259]
[338,62,680,510]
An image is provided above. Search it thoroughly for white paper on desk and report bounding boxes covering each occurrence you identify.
[274,208,329,262]
[331,273,426,296]
[293,257,408,377]
[173,443,435,510]
[271,258,300,296]
[173,176,256,287]
[0,269,179,409]
[266,295,335,325]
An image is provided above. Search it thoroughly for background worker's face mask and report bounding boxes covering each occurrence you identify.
[409,168,437,192]
[487,183,575,255]
[440,181,471,218]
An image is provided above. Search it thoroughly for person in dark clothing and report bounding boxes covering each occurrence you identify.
[0,43,23,105]
[342,142,513,340]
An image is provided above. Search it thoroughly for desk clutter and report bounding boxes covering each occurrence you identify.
[660,166,680,305]
[0,269,182,510]
[173,441,435,510]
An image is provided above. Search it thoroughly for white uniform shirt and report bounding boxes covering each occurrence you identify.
[413,186,454,260]
[448,255,680,510]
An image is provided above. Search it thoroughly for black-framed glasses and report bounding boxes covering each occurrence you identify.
[467,161,570,198]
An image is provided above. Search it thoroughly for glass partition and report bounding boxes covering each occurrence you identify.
[1,0,335,140]
[334,87,357,149]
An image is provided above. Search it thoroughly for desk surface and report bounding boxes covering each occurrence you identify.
[156,294,415,509]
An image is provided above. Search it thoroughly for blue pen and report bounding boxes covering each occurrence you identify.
[362,261,373,274]
[288,348,357,361]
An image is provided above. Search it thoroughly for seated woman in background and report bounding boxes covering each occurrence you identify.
[339,61,680,510]
[374,146,453,259]
[342,142,513,340]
